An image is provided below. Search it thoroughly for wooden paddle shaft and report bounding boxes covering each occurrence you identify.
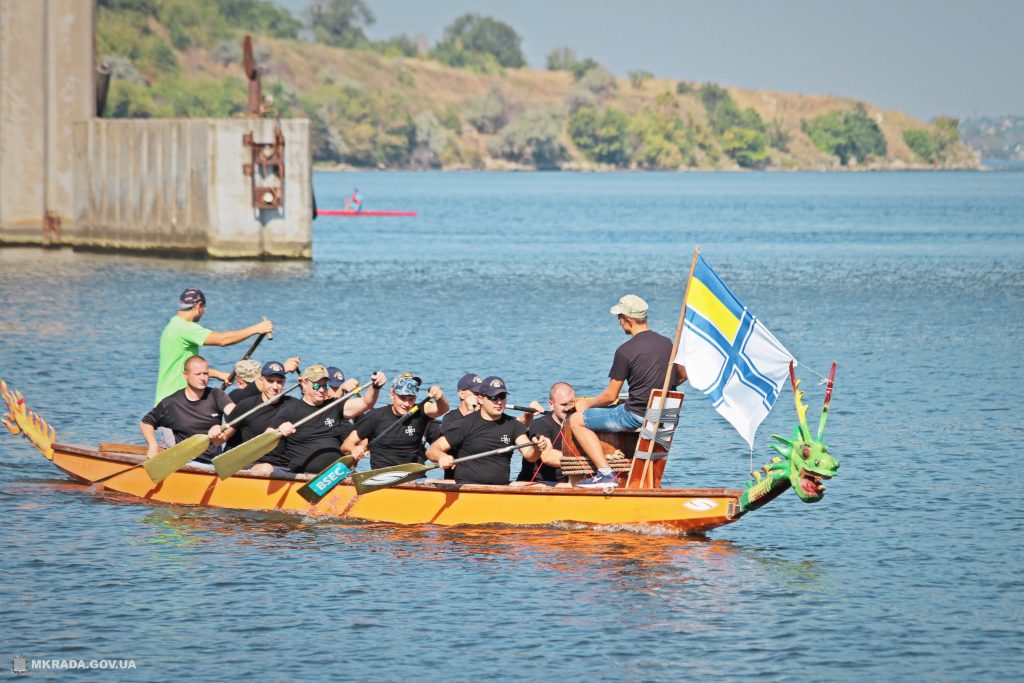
[224,318,271,386]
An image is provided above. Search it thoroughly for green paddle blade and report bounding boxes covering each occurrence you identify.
[351,462,432,495]
[212,431,283,480]
[143,434,212,484]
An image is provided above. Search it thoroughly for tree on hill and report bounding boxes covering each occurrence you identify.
[432,14,526,70]
[308,0,375,49]
[801,103,886,165]
[567,107,630,166]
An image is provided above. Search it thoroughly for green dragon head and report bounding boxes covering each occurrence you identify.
[738,362,839,513]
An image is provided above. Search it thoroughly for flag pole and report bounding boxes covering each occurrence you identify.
[630,245,701,488]
[661,245,701,394]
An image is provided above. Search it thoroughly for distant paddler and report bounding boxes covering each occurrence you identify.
[343,188,363,213]
[156,287,275,405]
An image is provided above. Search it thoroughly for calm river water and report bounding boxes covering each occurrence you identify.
[1,171,1022,681]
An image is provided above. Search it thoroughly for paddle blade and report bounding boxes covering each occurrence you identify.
[351,463,430,495]
[143,434,211,484]
[297,455,357,504]
[212,431,283,479]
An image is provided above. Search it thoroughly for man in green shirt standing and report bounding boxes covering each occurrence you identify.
[155,288,275,404]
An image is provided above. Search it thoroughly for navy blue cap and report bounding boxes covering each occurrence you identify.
[261,361,286,378]
[326,366,346,389]
[457,373,483,392]
[479,376,508,397]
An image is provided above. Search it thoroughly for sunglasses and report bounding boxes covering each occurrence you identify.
[310,381,331,391]
[485,393,508,401]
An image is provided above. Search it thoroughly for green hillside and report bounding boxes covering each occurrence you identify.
[98,0,980,171]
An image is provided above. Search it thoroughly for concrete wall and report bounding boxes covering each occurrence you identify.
[0,0,94,245]
[72,118,312,259]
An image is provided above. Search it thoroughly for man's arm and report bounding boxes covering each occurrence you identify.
[342,372,387,419]
[575,378,625,412]
[423,386,449,419]
[140,421,160,458]
[425,436,455,469]
[203,319,274,347]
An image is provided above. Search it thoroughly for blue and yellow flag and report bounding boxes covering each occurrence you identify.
[675,254,794,447]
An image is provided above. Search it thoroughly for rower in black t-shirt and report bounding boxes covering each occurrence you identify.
[140,355,234,463]
[341,373,449,470]
[272,365,387,474]
[567,295,686,488]
[426,376,549,486]
[515,381,577,485]
[227,361,296,474]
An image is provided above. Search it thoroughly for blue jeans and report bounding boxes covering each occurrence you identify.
[582,402,644,432]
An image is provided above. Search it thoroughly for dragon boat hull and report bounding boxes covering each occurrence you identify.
[47,443,742,533]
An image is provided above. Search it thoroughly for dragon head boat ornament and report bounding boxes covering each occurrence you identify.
[738,361,839,515]
[1,379,56,460]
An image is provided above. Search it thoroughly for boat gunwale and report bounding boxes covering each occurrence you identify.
[58,442,743,499]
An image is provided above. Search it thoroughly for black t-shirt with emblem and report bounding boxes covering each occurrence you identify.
[142,387,232,461]
[516,413,568,483]
[441,411,528,485]
[272,397,350,473]
[354,404,432,469]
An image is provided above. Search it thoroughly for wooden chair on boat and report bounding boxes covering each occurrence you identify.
[559,389,684,489]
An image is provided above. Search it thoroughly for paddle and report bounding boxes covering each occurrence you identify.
[141,382,301,484]
[223,316,271,387]
[297,396,435,504]
[352,441,537,495]
[211,380,375,480]
[505,404,539,413]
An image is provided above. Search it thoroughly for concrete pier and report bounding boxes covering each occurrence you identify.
[72,118,312,259]
[0,0,94,246]
[0,0,312,259]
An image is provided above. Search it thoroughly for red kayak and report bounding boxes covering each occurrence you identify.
[317,210,417,217]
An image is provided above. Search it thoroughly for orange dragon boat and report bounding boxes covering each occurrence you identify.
[1,371,839,534]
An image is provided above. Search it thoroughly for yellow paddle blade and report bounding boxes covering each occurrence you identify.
[212,431,283,480]
[351,462,431,495]
[143,434,212,484]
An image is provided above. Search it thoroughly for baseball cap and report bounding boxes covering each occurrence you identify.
[479,376,508,397]
[300,364,329,382]
[261,361,286,378]
[326,366,346,389]
[392,372,422,397]
[457,373,483,392]
[609,294,648,319]
[234,359,261,382]
[178,287,206,310]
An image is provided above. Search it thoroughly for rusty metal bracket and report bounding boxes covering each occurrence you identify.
[242,126,285,211]
[42,210,61,247]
